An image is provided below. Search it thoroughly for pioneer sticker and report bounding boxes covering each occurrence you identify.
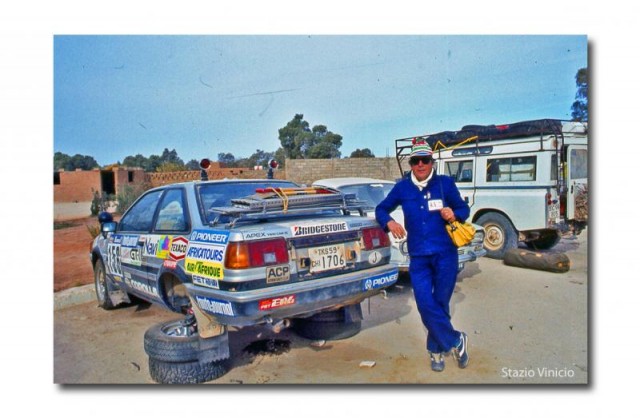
[363,271,399,291]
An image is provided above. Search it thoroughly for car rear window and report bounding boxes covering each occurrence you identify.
[197,181,299,224]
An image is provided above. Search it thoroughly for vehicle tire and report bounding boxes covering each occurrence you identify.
[93,259,115,310]
[292,306,362,341]
[144,319,230,364]
[144,319,202,362]
[148,357,229,384]
[476,212,518,259]
[525,230,561,250]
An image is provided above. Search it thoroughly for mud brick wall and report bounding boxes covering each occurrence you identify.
[54,169,102,202]
[284,157,406,185]
[146,167,285,187]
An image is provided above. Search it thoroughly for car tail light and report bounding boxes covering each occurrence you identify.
[362,227,390,250]
[225,238,289,269]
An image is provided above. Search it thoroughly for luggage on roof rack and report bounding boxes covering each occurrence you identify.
[425,119,564,148]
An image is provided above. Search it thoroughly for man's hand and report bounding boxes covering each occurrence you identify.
[440,207,456,223]
[387,220,406,239]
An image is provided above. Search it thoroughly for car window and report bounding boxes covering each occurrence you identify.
[486,156,536,182]
[197,181,299,223]
[119,190,163,232]
[445,160,474,183]
[154,188,189,232]
[338,183,394,206]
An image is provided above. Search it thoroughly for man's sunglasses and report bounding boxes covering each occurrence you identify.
[409,156,433,166]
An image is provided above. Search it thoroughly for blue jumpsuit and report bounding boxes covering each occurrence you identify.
[376,173,470,353]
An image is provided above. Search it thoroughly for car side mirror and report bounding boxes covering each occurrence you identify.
[101,221,117,237]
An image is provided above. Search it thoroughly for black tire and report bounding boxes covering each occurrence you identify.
[144,319,230,364]
[148,357,229,384]
[292,306,362,341]
[93,259,115,310]
[525,230,561,250]
[144,319,201,363]
[476,212,518,259]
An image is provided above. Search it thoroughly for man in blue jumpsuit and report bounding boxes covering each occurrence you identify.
[375,140,470,372]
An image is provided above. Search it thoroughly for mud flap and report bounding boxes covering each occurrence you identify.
[188,295,226,339]
[503,248,571,273]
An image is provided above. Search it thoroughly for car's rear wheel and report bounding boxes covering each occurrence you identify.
[93,259,114,310]
[525,230,561,250]
[292,304,362,341]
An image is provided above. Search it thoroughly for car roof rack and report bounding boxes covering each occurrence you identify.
[208,187,371,227]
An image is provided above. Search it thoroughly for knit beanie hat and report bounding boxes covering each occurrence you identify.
[410,138,433,157]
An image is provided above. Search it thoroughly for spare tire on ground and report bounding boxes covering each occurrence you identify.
[503,248,571,273]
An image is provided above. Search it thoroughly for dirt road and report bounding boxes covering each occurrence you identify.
[54,231,587,384]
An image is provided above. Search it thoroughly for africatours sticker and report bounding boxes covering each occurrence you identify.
[291,222,348,237]
[363,271,399,291]
[195,295,235,316]
[185,230,229,280]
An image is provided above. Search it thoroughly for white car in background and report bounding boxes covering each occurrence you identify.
[313,177,486,273]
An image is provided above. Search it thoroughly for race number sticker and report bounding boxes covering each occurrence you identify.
[428,199,444,211]
[107,243,123,277]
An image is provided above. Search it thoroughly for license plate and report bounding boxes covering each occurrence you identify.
[309,244,346,273]
[548,203,559,221]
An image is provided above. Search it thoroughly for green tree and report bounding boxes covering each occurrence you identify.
[54,152,99,170]
[278,114,342,159]
[122,154,148,169]
[350,148,375,158]
[571,67,588,122]
[217,152,236,167]
[185,159,201,170]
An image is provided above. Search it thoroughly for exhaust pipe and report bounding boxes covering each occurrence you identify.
[265,317,291,334]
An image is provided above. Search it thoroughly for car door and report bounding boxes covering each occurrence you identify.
[566,145,588,221]
[114,189,163,299]
[145,187,191,294]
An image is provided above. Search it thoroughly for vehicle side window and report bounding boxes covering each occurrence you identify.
[570,149,588,180]
[486,156,536,182]
[445,160,473,183]
[119,191,163,232]
[154,188,189,232]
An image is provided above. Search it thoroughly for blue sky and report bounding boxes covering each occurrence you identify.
[54,35,587,166]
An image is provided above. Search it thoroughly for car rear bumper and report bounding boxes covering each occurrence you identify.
[184,264,399,327]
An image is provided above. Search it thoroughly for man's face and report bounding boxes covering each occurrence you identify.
[410,156,434,181]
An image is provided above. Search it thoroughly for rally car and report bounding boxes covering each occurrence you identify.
[90,176,398,383]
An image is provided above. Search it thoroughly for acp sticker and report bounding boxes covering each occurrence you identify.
[266,264,290,284]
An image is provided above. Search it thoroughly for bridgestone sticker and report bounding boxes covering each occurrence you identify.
[195,295,235,316]
[291,222,348,237]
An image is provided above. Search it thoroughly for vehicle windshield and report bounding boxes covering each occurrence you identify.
[197,181,299,224]
[338,183,394,207]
